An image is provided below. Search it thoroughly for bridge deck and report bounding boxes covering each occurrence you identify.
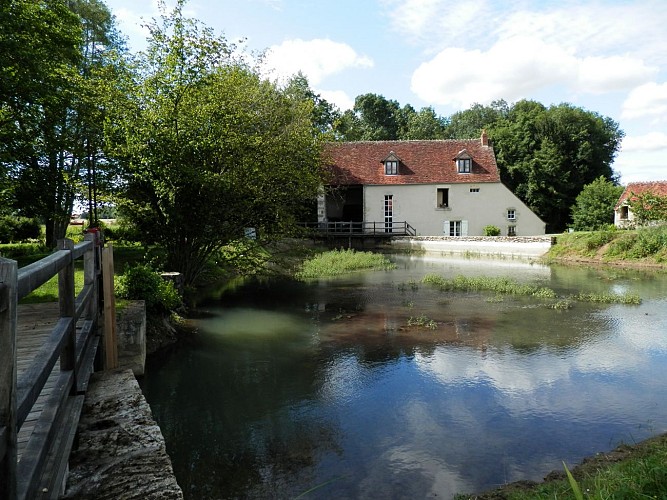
[16,303,60,463]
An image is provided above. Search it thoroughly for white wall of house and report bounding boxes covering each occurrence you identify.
[363,182,546,236]
[614,204,634,228]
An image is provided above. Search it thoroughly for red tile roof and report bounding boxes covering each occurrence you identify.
[615,181,667,209]
[324,139,501,186]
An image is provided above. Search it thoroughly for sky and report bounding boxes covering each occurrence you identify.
[103,0,667,185]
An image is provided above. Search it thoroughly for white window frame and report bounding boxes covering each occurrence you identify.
[457,158,471,173]
[385,160,398,175]
[507,209,516,221]
[443,220,468,237]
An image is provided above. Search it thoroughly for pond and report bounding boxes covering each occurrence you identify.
[141,255,667,499]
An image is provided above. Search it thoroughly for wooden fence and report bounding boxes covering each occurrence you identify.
[0,232,104,500]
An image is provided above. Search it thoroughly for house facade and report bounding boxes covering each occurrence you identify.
[614,181,667,228]
[320,133,545,237]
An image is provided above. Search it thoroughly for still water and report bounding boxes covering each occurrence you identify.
[142,256,667,499]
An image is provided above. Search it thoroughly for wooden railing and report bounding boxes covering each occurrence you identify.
[1,232,102,500]
[300,221,417,237]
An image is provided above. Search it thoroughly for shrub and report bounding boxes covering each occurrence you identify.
[483,225,501,236]
[0,216,41,243]
[116,264,182,312]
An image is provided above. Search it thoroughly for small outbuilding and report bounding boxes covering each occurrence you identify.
[614,181,667,228]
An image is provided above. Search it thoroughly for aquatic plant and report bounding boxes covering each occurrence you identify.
[407,314,438,330]
[296,249,396,279]
[572,292,641,305]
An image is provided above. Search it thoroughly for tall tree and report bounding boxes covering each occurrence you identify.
[107,1,325,285]
[571,176,623,231]
[402,106,447,140]
[490,101,623,231]
[334,93,408,141]
[3,0,124,245]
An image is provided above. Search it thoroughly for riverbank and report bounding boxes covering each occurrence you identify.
[458,431,667,499]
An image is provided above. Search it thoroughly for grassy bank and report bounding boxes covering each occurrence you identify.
[457,433,667,499]
[295,248,396,279]
[546,226,667,266]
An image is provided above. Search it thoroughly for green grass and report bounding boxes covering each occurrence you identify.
[295,249,396,279]
[456,435,667,499]
[20,262,85,304]
[547,226,667,264]
[422,274,641,306]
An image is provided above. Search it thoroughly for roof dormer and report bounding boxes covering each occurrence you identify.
[382,151,401,175]
[455,150,472,174]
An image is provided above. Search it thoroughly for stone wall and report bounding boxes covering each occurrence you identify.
[390,235,554,258]
[63,369,183,499]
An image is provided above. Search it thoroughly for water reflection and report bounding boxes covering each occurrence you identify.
[142,257,667,499]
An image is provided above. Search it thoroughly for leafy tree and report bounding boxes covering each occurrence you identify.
[334,93,408,140]
[2,0,125,245]
[403,106,447,140]
[571,176,623,231]
[284,73,340,135]
[106,1,325,286]
[628,192,667,226]
[444,100,509,139]
[490,101,623,231]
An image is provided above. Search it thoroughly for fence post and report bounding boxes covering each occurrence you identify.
[102,243,118,369]
[58,239,77,392]
[0,258,18,500]
[83,233,98,326]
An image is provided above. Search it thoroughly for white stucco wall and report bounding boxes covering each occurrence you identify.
[363,182,545,236]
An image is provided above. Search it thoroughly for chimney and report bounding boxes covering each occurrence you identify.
[481,129,489,147]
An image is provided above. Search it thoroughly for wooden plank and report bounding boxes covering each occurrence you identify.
[16,251,70,301]
[16,371,73,500]
[35,395,85,499]
[16,318,71,428]
[102,244,118,369]
[1,259,18,500]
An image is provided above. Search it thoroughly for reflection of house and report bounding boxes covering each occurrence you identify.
[614,181,667,228]
[321,132,545,236]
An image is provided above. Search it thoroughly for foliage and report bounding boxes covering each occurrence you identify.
[115,264,182,312]
[628,191,667,225]
[571,176,624,231]
[0,242,48,260]
[295,249,396,279]
[2,0,126,247]
[0,216,41,243]
[482,225,501,236]
[423,274,556,298]
[107,1,325,286]
[548,225,667,263]
[407,314,438,330]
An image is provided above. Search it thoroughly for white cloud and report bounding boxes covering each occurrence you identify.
[621,132,667,153]
[318,89,354,112]
[411,36,653,108]
[263,38,373,86]
[621,82,667,121]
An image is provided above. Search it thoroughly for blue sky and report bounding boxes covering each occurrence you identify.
[105,0,667,185]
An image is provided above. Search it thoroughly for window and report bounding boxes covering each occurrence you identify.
[444,220,468,237]
[385,160,398,175]
[470,187,480,193]
[457,158,471,173]
[384,195,393,232]
[507,209,516,220]
[437,188,449,208]
[508,225,516,237]
[620,205,629,220]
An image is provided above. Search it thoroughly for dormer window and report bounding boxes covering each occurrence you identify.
[455,150,472,173]
[383,152,401,175]
[457,158,471,173]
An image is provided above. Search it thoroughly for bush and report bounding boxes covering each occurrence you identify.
[116,264,182,312]
[483,225,501,236]
[0,216,41,243]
